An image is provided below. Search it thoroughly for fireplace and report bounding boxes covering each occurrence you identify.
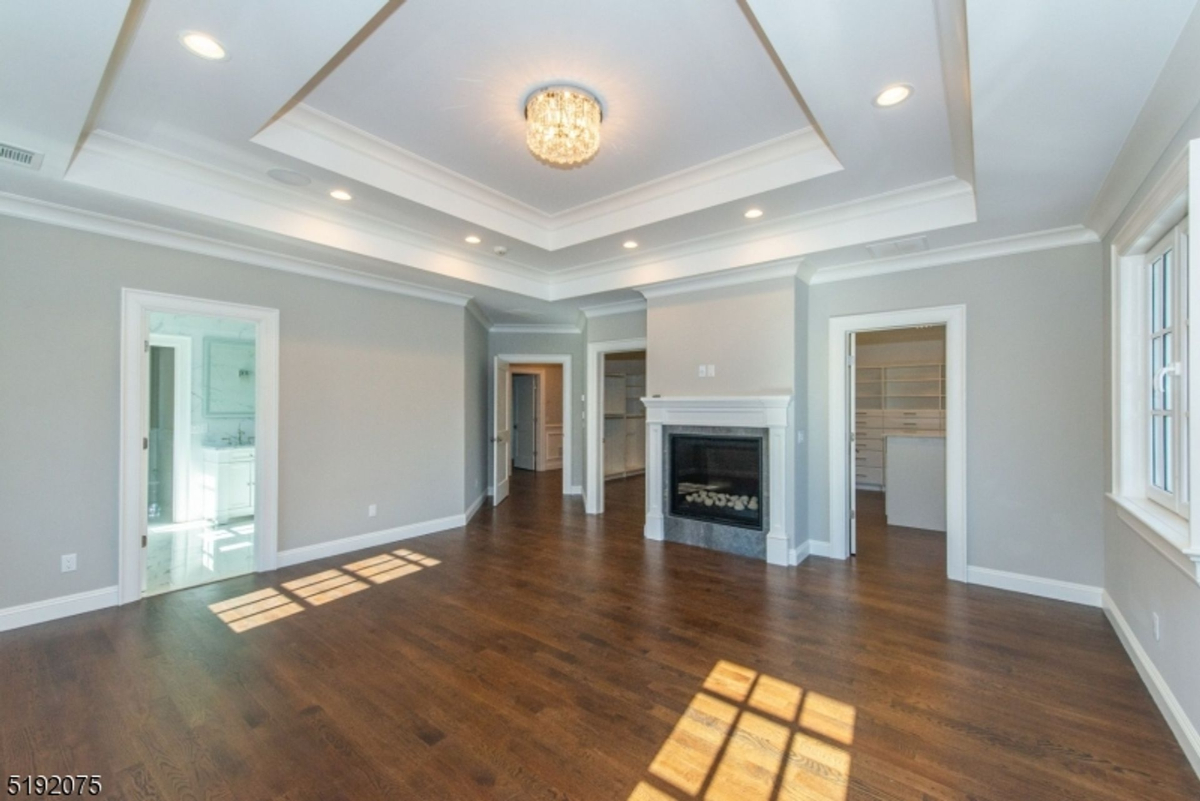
[643,396,791,565]
[669,434,764,531]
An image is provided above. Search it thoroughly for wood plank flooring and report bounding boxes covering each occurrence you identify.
[1,471,1197,800]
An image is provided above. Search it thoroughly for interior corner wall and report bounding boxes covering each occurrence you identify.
[464,312,489,509]
[487,330,585,491]
[0,215,468,611]
[794,278,809,545]
[806,244,1105,587]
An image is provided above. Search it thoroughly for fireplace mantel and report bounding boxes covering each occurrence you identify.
[642,395,793,565]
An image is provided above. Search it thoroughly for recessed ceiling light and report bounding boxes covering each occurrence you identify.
[179,31,228,61]
[329,189,352,201]
[744,208,764,219]
[623,240,638,249]
[266,168,311,187]
[873,84,913,107]
[465,235,482,244]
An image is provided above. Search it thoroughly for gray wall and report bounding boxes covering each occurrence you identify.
[0,216,468,609]
[794,278,809,545]
[1101,108,1200,745]
[586,309,646,342]
[464,312,488,508]
[806,244,1106,586]
[647,277,795,396]
[488,331,585,490]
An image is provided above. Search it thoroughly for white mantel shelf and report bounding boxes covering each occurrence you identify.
[641,395,793,566]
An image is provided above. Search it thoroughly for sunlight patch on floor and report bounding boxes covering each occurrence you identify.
[208,549,441,632]
[632,661,857,801]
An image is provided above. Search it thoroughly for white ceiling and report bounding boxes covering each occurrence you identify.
[305,0,813,214]
[0,0,1197,323]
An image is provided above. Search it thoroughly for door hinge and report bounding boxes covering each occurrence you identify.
[142,436,149,450]
[141,534,148,547]
[144,340,149,353]
[851,510,856,520]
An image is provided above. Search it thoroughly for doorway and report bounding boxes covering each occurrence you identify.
[492,354,571,505]
[119,290,279,604]
[849,326,947,566]
[828,306,966,581]
[602,350,646,483]
[585,337,648,514]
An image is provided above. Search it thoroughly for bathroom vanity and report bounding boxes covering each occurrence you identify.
[202,446,255,523]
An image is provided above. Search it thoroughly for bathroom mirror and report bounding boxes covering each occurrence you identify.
[204,337,256,418]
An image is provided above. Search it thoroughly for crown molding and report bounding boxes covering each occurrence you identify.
[551,177,976,299]
[489,323,582,335]
[579,298,647,318]
[1109,146,1189,256]
[67,131,553,299]
[808,224,1099,285]
[465,300,492,330]
[639,260,800,300]
[253,104,841,250]
[0,191,474,307]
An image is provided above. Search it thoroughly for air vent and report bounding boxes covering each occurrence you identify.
[865,235,928,260]
[0,143,43,170]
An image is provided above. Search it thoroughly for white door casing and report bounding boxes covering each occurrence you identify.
[848,332,858,556]
[493,357,512,505]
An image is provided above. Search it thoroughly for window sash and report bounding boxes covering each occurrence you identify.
[1145,220,1189,518]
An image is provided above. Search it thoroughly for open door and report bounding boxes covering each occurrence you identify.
[848,332,858,556]
[512,374,538,471]
[493,358,512,505]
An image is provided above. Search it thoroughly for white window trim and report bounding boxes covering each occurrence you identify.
[1144,221,1189,516]
[1109,144,1200,584]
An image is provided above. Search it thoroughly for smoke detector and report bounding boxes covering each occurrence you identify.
[493,245,508,256]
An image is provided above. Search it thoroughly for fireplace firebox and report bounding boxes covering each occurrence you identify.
[668,434,764,531]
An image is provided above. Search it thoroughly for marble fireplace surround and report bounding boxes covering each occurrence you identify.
[643,396,792,565]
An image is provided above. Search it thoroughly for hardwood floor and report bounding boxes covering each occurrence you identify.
[1,472,1196,800]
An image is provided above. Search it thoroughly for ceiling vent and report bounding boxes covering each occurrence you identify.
[865,235,928,260]
[0,142,43,170]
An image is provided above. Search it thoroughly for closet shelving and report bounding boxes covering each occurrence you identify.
[854,362,945,489]
[604,370,646,479]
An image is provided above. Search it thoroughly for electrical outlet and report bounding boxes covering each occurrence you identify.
[797,430,806,444]
[698,364,708,377]
[61,554,77,573]
[368,504,377,518]
[1153,612,1161,641]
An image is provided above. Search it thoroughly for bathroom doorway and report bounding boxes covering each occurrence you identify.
[119,291,279,604]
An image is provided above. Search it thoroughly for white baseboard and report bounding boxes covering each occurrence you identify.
[567,484,583,496]
[277,513,466,569]
[966,566,1103,607]
[464,493,485,524]
[1103,591,1200,777]
[0,585,119,633]
[808,540,835,558]
[789,541,811,565]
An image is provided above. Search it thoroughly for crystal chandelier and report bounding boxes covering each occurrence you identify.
[524,86,602,167]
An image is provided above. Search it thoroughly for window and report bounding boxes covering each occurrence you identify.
[1145,219,1189,517]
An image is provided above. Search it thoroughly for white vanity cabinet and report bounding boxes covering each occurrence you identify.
[202,447,255,523]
